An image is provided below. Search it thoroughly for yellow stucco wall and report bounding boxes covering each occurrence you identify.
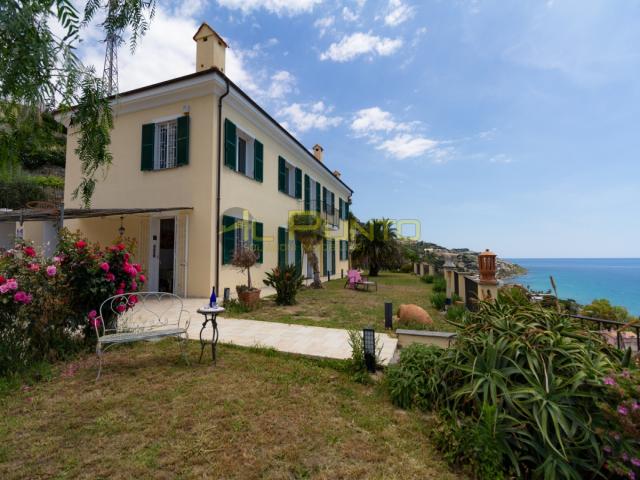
[64,95,215,297]
[61,86,351,298]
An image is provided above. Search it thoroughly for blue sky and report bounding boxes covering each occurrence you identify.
[78,0,640,258]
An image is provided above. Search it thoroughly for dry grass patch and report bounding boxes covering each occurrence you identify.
[231,272,451,332]
[0,341,462,480]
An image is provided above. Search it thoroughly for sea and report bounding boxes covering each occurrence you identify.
[505,258,640,316]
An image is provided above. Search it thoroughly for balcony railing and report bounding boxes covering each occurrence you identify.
[304,200,340,228]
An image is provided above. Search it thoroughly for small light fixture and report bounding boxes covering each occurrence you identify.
[118,216,125,237]
[363,327,376,373]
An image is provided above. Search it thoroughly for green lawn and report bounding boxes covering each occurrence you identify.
[229,272,453,332]
[0,341,463,479]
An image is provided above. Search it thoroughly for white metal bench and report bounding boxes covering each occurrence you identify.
[94,292,191,380]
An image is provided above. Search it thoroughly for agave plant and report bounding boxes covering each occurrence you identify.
[388,298,634,479]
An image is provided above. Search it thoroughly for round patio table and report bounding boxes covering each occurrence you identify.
[196,305,225,363]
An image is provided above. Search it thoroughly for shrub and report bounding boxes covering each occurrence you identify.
[420,274,434,284]
[263,264,304,305]
[445,304,465,321]
[430,292,446,311]
[582,298,630,322]
[399,263,414,273]
[385,344,446,410]
[0,230,145,375]
[386,298,637,479]
[347,329,382,382]
[231,247,258,291]
[432,276,446,293]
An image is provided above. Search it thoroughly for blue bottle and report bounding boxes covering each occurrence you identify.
[209,287,217,307]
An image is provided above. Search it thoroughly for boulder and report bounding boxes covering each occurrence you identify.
[397,304,433,326]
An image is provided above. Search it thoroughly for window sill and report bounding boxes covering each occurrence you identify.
[224,165,261,183]
[143,164,187,172]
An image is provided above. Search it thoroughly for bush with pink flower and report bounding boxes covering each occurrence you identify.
[0,229,145,375]
[598,367,640,479]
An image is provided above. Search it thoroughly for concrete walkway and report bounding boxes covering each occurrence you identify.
[183,299,397,365]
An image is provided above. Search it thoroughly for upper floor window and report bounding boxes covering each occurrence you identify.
[155,120,177,169]
[278,156,302,198]
[141,116,190,171]
[224,119,263,182]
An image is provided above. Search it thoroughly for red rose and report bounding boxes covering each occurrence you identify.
[117,243,126,251]
[75,240,87,249]
[0,275,4,284]
[23,246,36,257]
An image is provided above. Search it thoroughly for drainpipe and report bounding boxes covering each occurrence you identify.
[215,78,230,292]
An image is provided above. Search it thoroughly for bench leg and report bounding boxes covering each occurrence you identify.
[180,332,190,366]
[95,343,103,382]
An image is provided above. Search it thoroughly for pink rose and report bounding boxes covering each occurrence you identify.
[139,274,146,284]
[618,405,629,416]
[90,317,102,328]
[130,280,138,291]
[116,288,124,295]
[88,310,97,319]
[130,295,138,305]
[116,243,126,251]
[0,284,9,294]
[116,304,126,313]
[14,291,32,304]
[133,263,142,272]
[105,272,115,282]
[29,263,40,272]
[46,265,57,277]
[52,256,61,263]
[6,279,18,291]
[99,262,110,272]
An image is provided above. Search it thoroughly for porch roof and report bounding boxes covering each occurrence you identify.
[0,207,193,223]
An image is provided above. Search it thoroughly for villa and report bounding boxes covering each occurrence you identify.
[52,23,353,297]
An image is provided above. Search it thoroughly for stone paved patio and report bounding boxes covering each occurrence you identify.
[182,298,398,365]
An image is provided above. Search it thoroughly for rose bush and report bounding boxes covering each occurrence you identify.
[0,229,145,375]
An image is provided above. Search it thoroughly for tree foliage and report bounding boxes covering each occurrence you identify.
[351,218,401,276]
[291,213,326,288]
[0,0,156,206]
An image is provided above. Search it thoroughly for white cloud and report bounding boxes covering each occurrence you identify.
[489,154,512,164]
[320,32,403,62]
[351,107,404,133]
[350,107,447,161]
[342,7,359,22]
[377,134,438,159]
[314,16,335,37]
[216,0,323,16]
[384,0,415,27]
[267,70,297,99]
[277,102,342,133]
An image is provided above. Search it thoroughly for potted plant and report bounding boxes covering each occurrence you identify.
[232,247,260,308]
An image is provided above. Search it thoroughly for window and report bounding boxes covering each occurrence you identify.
[224,119,263,182]
[234,219,253,252]
[222,215,263,264]
[278,156,302,198]
[141,116,189,171]
[155,120,177,169]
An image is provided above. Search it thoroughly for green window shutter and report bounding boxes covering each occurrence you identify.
[295,168,302,199]
[332,239,336,273]
[331,192,335,213]
[141,123,155,171]
[346,241,349,261]
[224,119,237,170]
[222,215,235,265]
[295,239,302,275]
[345,202,349,220]
[340,240,344,261]
[176,116,190,166]
[254,140,264,182]
[339,198,343,219]
[315,182,321,212]
[304,175,310,211]
[278,227,286,269]
[322,187,327,212]
[278,156,286,193]
[254,221,264,263]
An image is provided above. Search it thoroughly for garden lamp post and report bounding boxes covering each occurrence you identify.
[362,327,376,373]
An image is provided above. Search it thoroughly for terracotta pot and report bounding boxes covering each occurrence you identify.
[238,288,261,308]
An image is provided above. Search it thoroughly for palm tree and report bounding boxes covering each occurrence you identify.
[291,213,326,288]
[352,218,399,277]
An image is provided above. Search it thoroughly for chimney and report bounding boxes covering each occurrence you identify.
[333,170,341,178]
[312,144,324,162]
[193,22,228,73]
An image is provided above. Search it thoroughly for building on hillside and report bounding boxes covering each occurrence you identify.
[54,22,353,297]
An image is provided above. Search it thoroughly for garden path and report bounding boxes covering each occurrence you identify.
[182,298,398,365]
